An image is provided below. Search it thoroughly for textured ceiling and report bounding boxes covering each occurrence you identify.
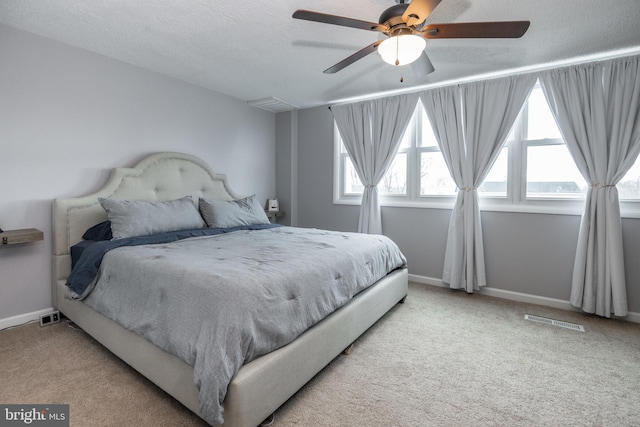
[1,0,639,110]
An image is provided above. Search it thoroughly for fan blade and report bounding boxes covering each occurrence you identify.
[421,21,530,38]
[324,41,383,74]
[402,0,442,27]
[293,10,387,32]
[411,51,435,76]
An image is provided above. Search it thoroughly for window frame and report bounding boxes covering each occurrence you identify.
[333,87,640,219]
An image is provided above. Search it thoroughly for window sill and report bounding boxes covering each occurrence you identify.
[333,196,640,218]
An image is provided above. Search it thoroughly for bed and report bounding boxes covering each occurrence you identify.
[51,152,408,427]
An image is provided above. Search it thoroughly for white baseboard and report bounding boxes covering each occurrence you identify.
[408,273,640,324]
[0,307,55,331]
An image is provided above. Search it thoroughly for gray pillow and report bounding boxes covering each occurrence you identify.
[99,196,205,239]
[199,195,270,228]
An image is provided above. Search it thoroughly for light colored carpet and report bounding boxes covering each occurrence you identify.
[1,283,639,426]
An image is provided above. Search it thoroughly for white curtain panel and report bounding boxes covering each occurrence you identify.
[540,55,640,317]
[332,93,419,234]
[421,75,536,292]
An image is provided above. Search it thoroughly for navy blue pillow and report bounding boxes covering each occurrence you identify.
[82,221,113,241]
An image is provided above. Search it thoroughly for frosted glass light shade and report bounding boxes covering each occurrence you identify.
[378,34,426,66]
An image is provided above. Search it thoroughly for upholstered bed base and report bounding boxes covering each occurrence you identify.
[51,152,408,427]
[54,268,407,426]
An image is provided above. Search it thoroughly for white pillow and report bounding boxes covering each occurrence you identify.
[199,195,270,228]
[99,196,205,239]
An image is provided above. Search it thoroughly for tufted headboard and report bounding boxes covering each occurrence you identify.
[51,152,241,308]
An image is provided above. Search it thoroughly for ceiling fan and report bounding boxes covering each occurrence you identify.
[293,0,530,76]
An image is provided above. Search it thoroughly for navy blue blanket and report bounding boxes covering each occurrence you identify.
[67,224,282,296]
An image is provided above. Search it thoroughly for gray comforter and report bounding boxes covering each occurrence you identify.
[83,226,407,426]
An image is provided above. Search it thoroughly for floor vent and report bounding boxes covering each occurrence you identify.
[524,314,585,332]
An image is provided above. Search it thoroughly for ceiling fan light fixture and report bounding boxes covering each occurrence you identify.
[377,34,426,66]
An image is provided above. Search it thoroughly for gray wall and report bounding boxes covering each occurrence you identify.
[0,24,276,325]
[275,112,295,226]
[284,105,640,314]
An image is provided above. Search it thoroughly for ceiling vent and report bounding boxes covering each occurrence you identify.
[248,97,298,113]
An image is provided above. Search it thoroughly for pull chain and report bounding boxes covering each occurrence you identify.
[395,35,403,82]
[395,34,400,66]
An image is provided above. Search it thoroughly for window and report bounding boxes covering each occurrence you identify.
[334,81,640,216]
[415,107,457,196]
[339,138,408,196]
[339,120,411,197]
[619,155,640,200]
[508,84,587,200]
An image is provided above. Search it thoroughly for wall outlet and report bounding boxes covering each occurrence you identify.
[40,311,60,327]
